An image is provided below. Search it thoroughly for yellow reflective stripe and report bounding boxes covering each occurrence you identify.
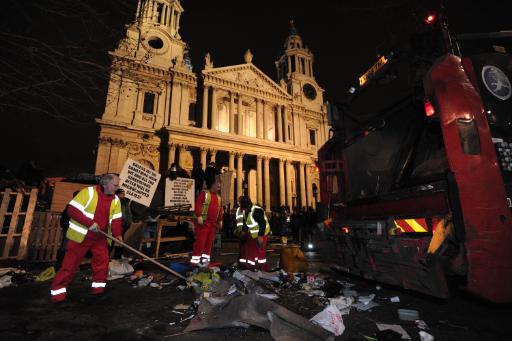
[68,200,94,219]
[112,212,122,220]
[84,187,94,210]
[69,221,88,235]
[69,200,85,211]
[405,219,428,232]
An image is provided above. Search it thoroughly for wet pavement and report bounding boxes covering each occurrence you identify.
[1,242,512,341]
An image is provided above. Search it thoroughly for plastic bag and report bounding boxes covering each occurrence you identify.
[310,304,345,336]
[108,259,134,276]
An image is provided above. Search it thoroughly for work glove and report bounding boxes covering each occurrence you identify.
[88,222,100,233]
[197,216,204,225]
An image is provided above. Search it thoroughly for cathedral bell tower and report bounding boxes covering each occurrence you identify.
[275,21,324,112]
[96,0,197,174]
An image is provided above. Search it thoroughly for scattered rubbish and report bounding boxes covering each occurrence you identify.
[0,274,12,288]
[298,289,325,297]
[206,296,228,305]
[398,308,420,321]
[150,282,162,289]
[415,320,428,330]
[306,274,326,289]
[329,296,353,315]
[390,296,400,303]
[376,285,382,290]
[137,276,153,287]
[172,310,185,315]
[353,301,380,311]
[362,335,378,341]
[190,271,220,292]
[343,289,358,297]
[181,314,194,322]
[174,304,191,310]
[227,284,237,295]
[310,304,345,336]
[258,293,279,300]
[169,314,195,326]
[358,294,376,305]
[109,259,134,277]
[35,266,55,282]
[336,280,355,288]
[377,329,403,341]
[419,331,434,341]
[233,270,251,285]
[376,323,411,339]
[280,245,308,273]
[169,262,191,274]
[185,294,333,341]
[177,285,186,291]
[130,270,144,281]
[0,268,33,288]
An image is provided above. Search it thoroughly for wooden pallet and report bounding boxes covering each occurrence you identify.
[0,188,38,260]
[28,212,63,262]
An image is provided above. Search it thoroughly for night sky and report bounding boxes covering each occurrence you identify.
[0,0,509,177]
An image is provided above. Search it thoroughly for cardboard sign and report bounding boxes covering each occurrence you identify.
[165,177,195,211]
[219,171,233,206]
[119,159,161,207]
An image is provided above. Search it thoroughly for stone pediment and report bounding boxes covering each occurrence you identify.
[203,63,290,98]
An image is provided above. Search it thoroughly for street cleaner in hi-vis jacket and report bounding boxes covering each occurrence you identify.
[190,172,222,267]
[50,174,123,303]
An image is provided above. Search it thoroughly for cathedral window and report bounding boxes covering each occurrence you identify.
[143,92,155,114]
[309,129,316,146]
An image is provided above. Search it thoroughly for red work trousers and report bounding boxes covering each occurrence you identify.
[50,238,109,302]
[239,236,268,271]
[191,221,216,265]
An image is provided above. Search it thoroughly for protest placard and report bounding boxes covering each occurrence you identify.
[165,177,195,211]
[119,159,161,207]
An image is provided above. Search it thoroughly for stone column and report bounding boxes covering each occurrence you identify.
[262,101,268,140]
[177,144,188,168]
[277,105,283,142]
[306,164,314,209]
[229,92,235,134]
[237,152,244,199]
[279,159,285,206]
[170,6,175,29]
[209,149,217,165]
[108,142,120,173]
[168,143,177,167]
[202,86,209,129]
[237,94,243,135]
[200,147,207,170]
[229,151,235,207]
[256,99,263,139]
[263,156,271,210]
[285,160,293,212]
[95,138,111,175]
[299,162,307,210]
[179,84,190,125]
[293,111,300,146]
[283,106,289,143]
[211,87,218,130]
[256,155,263,205]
